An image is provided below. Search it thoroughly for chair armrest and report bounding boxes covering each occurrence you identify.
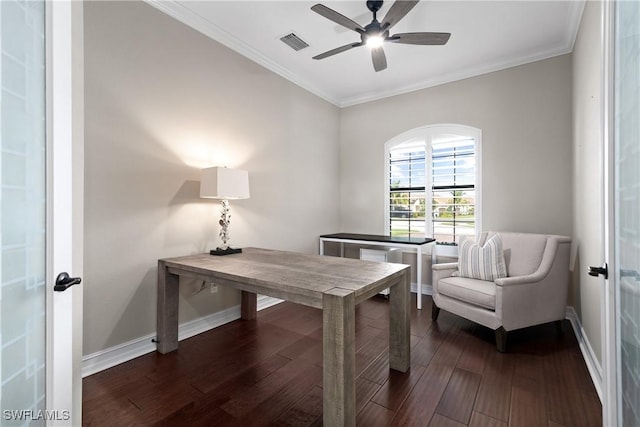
[432,262,458,272]
[495,237,571,331]
[494,235,571,287]
[432,263,458,294]
[495,273,545,286]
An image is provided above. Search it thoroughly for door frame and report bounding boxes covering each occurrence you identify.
[601,0,618,425]
[45,1,84,424]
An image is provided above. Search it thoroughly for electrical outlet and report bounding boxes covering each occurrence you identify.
[210,283,218,294]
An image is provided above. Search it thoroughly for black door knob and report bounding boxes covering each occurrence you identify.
[588,264,608,279]
[54,272,82,292]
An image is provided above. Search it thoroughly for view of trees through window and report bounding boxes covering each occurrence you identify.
[389,136,476,244]
[389,146,427,237]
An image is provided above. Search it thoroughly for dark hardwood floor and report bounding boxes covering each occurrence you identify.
[83,295,602,426]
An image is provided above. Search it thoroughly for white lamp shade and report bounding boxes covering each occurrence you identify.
[200,167,250,200]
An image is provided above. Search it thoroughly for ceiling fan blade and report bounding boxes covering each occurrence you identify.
[388,32,451,45]
[371,47,387,72]
[381,0,419,30]
[311,4,364,33]
[313,42,363,60]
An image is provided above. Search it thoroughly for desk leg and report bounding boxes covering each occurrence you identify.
[389,270,411,372]
[323,288,356,427]
[241,291,257,320]
[157,261,179,354]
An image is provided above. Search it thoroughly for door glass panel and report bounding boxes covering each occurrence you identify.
[0,0,46,424]
[615,0,640,424]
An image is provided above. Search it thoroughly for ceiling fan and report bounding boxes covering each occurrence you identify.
[311,0,450,72]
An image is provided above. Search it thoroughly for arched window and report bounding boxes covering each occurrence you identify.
[384,124,482,246]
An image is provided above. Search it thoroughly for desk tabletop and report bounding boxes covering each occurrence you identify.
[160,247,409,307]
[320,233,435,245]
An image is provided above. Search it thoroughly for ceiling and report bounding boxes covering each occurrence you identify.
[147,0,585,107]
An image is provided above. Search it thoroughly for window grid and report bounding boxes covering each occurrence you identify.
[388,137,476,244]
[389,150,426,237]
[432,140,476,244]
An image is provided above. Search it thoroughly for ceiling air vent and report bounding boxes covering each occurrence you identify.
[280,33,309,51]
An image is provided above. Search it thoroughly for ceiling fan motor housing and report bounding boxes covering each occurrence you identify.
[366,0,384,13]
[311,0,451,72]
[362,20,387,43]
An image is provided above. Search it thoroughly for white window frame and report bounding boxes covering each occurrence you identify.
[384,124,482,253]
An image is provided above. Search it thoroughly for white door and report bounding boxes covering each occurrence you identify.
[603,1,640,425]
[0,1,83,425]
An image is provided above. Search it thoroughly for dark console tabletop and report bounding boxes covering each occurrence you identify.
[320,233,435,245]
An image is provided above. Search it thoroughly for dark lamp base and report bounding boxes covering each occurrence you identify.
[210,247,242,256]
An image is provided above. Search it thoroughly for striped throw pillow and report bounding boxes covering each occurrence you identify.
[457,234,507,281]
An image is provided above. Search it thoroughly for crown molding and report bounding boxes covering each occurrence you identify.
[340,45,574,107]
[144,0,341,106]
[566,0,587,51]
[145,0,585,109]
[341,0,585,107]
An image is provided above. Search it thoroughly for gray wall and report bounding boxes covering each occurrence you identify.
[339,55,573,291]
[84,1,585,360]
[339,55,573,238]
[572,0,603,364]
[83,1,340,355]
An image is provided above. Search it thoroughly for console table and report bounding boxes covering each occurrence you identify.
[156,247,410,427]
[319,233,435,310]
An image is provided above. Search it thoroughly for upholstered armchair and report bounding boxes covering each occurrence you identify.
[431,231,571,352]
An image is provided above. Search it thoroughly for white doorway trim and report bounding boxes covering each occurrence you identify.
[600,0,618,425]
[45,1,84,424]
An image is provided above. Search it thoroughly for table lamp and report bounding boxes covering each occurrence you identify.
[200,166,250,255]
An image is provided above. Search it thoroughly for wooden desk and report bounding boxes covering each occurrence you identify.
[156,247,410,427]
[319,233,435,310]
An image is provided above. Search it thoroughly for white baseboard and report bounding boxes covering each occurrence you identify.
[82,283,435,377]
[92,293,600,392]
[565,306,603,401]
[82,296,283,378]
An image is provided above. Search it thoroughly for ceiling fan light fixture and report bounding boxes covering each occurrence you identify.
[311,0,451,71]
[366,35,384,48]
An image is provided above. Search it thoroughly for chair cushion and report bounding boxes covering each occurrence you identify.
[438,276,497,310]
[457,234,507,281]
